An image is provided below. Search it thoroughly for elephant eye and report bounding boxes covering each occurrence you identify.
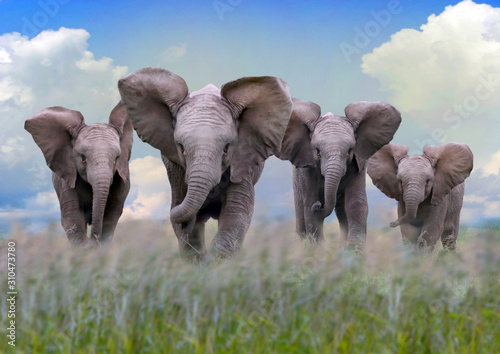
[178,143,185,154]
[348,148,353,154]
[115,155,120,163]
[223,143,230,154]
[81,154,86,163]
[316,148,321,158]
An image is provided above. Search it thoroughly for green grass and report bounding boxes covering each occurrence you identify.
[1,221,499,353]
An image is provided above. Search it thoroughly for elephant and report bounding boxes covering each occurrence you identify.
[25,102,133,247]
[367,143,473,251]
[276,99,401,249]
[117,67,292,261]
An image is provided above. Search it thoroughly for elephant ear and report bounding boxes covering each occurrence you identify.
[109,101,133,181]
[221,76,293,183]
[423,143,473,205]
[25,107,85,188]
[276,98,321,168]
[367,144,409,201]
[345,101,402,172]
[118,67,189,165]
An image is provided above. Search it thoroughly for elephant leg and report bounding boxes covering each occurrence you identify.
[417,203,447,252]
[441,189,463,251]
[441,211,460,251]
[399,224,422,245]
[164,156,207,261]
[440,222,457,251]
[343,172,368,250]
[294,166,324,243]
[335,192,348,241]
[209,162,266,259]
[301,195,324,242]
[172,217,207,261]
[55,181,89,247]
[209,180,254,258]
[101,177,129,244]
[293,177,306,237]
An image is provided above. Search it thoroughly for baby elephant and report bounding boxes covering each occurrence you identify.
[25,102,133,247]
[368,143,473,251]
[277,99,401,249]
[118,68,292,261]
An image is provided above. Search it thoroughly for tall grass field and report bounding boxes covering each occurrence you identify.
[1,220,499,353]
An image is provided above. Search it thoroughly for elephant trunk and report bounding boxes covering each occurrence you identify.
[312,159,344,218]
[390,182,421,227]
[170,160,220,224]
[89,167,114,241]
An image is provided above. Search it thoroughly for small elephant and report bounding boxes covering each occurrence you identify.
[118,67,292,261]
[367,143,473,251]
[25,102,133,247]
[277,99,401,248]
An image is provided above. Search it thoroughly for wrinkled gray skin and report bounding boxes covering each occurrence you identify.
[25,102,133,247]
[277,99,401,249]
[118,67,292,261]
[368,143,473,251]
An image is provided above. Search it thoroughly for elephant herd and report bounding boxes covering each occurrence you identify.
[24,67,474,261]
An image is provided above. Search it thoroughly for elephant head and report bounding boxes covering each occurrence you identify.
[25,102,133,239]
[278,99,401,218]
[367,143,473,227]
[118,67,292,224]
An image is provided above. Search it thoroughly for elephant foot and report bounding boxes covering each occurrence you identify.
[300,232,322,245]
[416,232,436,253]
[181,247,207,264]
[345,236,366,254]
[208,236,242,261]
[82,237,101,250]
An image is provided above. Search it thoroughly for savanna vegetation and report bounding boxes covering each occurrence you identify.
[1,220,499,353]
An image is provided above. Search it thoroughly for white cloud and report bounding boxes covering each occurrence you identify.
[0,136,26,168]
[0,47,12,63]
[122,156,171,220]
[162,43,187,63]
[362,0,500,118]
[482,150,500,176]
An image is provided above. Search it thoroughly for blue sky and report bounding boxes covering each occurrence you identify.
[1,0,500,233]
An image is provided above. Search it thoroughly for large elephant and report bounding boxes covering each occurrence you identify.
[118,67,292,261]
[367,143,473,251]
[277,99,401,249]
[25,102,133,247]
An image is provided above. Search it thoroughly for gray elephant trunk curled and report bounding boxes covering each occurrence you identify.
[170,160,221,224]
[391,183,421,227]
[316,161,344,218]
